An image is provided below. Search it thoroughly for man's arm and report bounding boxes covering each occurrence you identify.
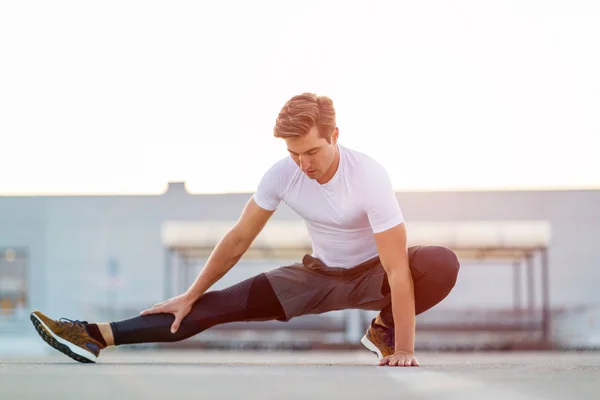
[184,196,275,301]
[373,222,418,366]
[140,195,276,334]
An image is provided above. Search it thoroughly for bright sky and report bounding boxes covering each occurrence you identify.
[1,0,598,195]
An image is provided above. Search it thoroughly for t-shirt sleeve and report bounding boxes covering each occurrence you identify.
[253,160,285,211]
[358,161,404,234]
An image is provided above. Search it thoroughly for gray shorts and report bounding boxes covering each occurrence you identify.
[264,252,391,321]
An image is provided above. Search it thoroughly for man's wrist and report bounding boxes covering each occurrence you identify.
[394,337,415,354]
[394,347,415,355]
[183,289,200,303]
[394,324,415,354]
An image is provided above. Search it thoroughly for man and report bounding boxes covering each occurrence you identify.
[30,93,460,367]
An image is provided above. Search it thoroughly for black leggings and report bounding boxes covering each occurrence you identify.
[110,273,284,345]
[110,246,459,345]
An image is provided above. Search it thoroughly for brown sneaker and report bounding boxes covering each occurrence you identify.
[30,311,105,363]
[360,318,395,359]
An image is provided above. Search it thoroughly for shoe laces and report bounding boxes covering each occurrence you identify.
[59,318,88,328]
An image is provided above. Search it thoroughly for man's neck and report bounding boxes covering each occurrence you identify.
[317,145,341,185]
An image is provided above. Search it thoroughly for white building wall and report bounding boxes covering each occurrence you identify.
[0,186,599,347]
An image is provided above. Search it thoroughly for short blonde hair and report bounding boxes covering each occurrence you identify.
[273,93,336,142]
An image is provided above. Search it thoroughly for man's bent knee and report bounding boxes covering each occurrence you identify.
[412,245,460,288]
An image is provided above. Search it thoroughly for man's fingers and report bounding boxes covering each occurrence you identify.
[140,304,167,316]
[139,308,155,316]
[378,356,420,367]
[171,316,182,334]
[377,352,420,367]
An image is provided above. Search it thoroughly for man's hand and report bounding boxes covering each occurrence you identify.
[378,350,420,367]
[139,292,196,334]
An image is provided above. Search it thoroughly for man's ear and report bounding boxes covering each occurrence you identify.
[331,127,339,143]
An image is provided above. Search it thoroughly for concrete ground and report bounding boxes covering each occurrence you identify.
[1,349,599,400]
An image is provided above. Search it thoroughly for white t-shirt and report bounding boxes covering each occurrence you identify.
[253,144,404,268]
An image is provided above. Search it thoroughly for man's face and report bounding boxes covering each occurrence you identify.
[284,126,339,181]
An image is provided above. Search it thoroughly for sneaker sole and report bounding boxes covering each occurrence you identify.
[30,313,97,363]
[360,334,383,359]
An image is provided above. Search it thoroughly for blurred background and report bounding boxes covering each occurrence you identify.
[0,0,598,357]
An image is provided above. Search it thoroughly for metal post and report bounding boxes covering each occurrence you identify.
[541,247,551,343]
[512,259,522,311]
[180,255,187,295]
[164,249,172,299]
[526,253,535,311]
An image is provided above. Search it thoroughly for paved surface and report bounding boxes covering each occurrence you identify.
[1,349,599,399]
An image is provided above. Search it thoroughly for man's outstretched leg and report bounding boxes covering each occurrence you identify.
[361,245,460,359]
[30,273,285,363]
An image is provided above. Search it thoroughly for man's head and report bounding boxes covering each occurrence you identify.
[273,93,339,182]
